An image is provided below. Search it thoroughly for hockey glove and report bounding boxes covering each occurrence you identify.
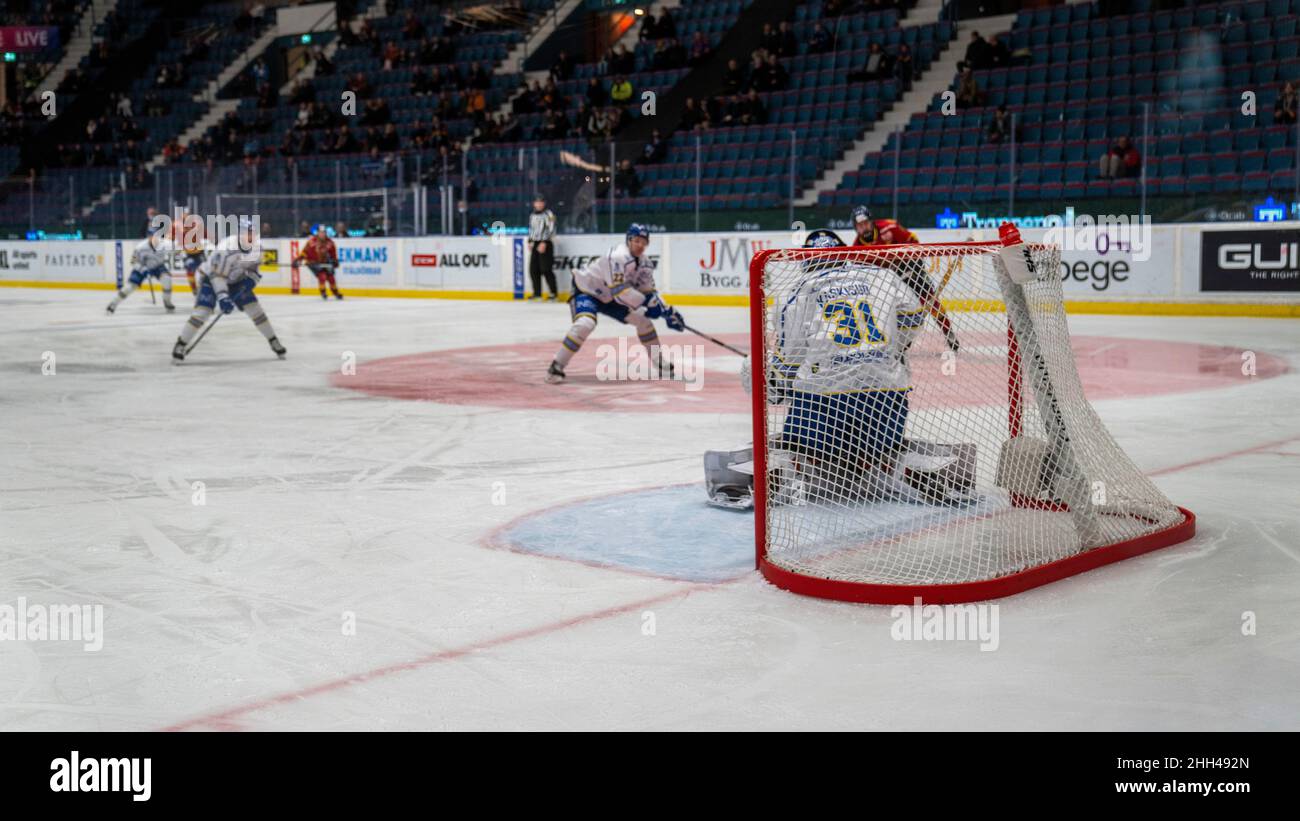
[642,291,670,319]
[664,307,686,332]
[217,294,236,315]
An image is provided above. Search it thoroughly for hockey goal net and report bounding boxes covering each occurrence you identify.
[748,235,1194,604]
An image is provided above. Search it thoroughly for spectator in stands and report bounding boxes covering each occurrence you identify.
[641,129,667,164]
[689,31,711,66]
[895,44,915,89]
[641,11,662,40]
[382,41,405,70]
[378,123,401,151]
[965,32,992,71]
[659,8,678,39]
[737,89,768,126]
[468,62,490,90]
[435,90,455,119]
[743,52,764,89]
[763,54,789,91]
[290,78,316,104]
[851,42,894,81]
[552,51,574,82]
[681,97,705,131]
[723,59,746,94]
[610,75,633,105]
[824,0,850,16]
[540,110,568,140]
[955,67,985,109]
[585,106,610,140]
[466,88,487,123]
[347,73,371,97]
[313,48,335,76]
[614,159,641,197]
[809,23,833,55]
[142,207,159,237]
[777,22,797,58]
[252,58,269,86]
[706,96,725,127]
[987,105,1012,144]
[358,18,380,56]
[1099,136,1141,179]
[499,113,523,143]
[1276,83,1298,125]
[330,125,359,154]
[412,67,433,96]
[362,98,392,126]
[760,23,782,56]
[540,78,565,112]
[610,45,636,75]
[586,77,608,107]
[402,11,425,40]
[987,35,1010,70]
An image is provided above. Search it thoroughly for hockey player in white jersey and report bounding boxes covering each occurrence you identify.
[107,230,176,313]
[545,222,685,383]
[171,218,286,363]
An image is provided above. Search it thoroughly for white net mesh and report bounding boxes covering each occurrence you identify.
[755,242,1185,593]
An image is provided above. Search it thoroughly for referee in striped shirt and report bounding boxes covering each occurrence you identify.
[527,195,558,301]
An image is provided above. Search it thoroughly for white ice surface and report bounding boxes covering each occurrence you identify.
[1,288,1298,731]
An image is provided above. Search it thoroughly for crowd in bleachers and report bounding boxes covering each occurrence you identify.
[823,0,1300,208]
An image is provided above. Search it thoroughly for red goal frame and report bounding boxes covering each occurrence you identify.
[747,244,1196,605]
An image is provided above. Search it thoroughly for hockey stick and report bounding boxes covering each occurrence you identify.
[184,312,223,356]
[682,323,748,357]
[915,237,972,352]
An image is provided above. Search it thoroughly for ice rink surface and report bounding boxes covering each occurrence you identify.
[1,287,1298,731]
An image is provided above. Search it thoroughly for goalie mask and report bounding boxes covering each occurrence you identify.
[801,228,846,274]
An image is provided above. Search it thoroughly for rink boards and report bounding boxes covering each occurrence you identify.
[0,222,1296,314]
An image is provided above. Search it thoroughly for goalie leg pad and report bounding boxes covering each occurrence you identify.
[704,447,754,510]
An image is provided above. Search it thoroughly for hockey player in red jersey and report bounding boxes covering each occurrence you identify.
[293,226,343,300]
[851,206,919,247]
[850,205,959,353]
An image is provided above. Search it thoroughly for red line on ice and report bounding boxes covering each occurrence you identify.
[160,584,714,732]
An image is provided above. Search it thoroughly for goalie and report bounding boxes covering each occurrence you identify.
[704,230,975,509]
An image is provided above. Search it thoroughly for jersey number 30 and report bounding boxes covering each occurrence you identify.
[823,299,886,347]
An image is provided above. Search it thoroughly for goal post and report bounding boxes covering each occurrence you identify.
[749,237,1195,604]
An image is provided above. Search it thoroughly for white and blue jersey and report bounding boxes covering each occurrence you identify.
[569,241,659,327]
[128,236,173,284]
[773,261,924,460]
[572,242,657,307]
[196,234,263,309]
